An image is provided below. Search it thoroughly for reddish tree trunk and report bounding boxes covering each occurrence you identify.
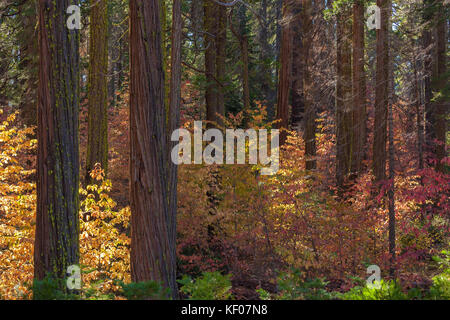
[352,0,366,176]
[276,0,292,146]
[373,0,390,182]
[129,0,177,298]
[336,3,353,186]
[34,0,80,284]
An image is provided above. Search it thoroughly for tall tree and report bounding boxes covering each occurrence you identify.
[18,0,38,127]
[432,1,447,172]
[386,0,395,276]
[86,0,108,182]
[289,0,316,169]
[257,0,275,119]
[302,0,316,170]
[373,0,390,182]
[204,0,218,126]
[290,1,304,132]
[216,3,226,126]
[34,0,80,285]
[336,2,353,186]
[129,0,177,298]
[276,0,292,145]
[352,0,366,176]
[230,5,251,121]
[422,0,433,163]
[167,0,182,291]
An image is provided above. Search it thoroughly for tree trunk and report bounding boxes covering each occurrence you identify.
[18,0,38,127]
[241,36,251,119]
[290,1,304,132]
[388,77,396,277]
[352,0,366,176]
[373,0,390,182]
[422,0,433,162]
[276,0,292,146]
[273,0,283,122]
[216,4,226,126]
[336,3,353,186]
[129,0,177,298]
[204,0,218,127]
[433,3,447,172]
[387,0,395,276]
[167,0,182,295]
[258,0,275,120]
[302,0,316,170]
[34,0,80,286]
[230,5,251,123]
[86,0,109,183]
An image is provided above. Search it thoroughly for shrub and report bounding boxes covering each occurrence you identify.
[32,274,79,300]
[426,248,450,300]
[338,280,411,300]
[178,272,233,300]
[258,269,335,300]
[118,281,169,300]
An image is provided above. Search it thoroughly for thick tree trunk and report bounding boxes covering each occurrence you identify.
[129,0,177,298]
[336,3,353,186]
[352,0,366,176]
[34,0,80,285]
[86,0,108,183]
[373,0,390,182]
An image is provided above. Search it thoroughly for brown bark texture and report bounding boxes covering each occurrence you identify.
[129,0,177,298]
[35,0,80,283]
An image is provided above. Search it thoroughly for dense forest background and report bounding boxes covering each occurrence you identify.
[0,0,448,300]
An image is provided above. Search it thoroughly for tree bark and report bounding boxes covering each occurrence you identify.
[290,1,304,132]
[86,0,109,183]
[302,0,316,170]
[204,0,218,127]
[373,0,390,182]
[276,0,292,146]
[34,0,80,285]
[352,0,366,176]
[216,4,226,126]
[129,0,177,298]
[336,3,353,186]
[433,3,447,172]
[167,0,182,296]
[422,0,433,161]
[230,6,250,123]
[258,0,275,120]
